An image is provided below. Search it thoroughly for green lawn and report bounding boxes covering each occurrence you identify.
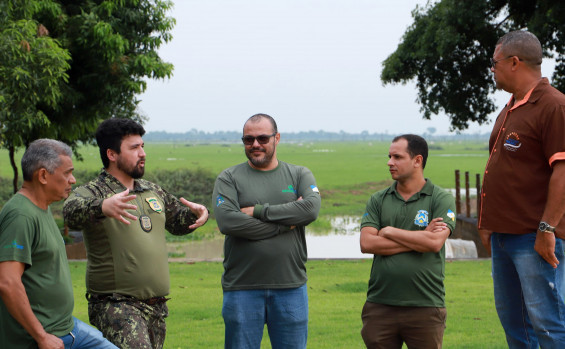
[70,259,506,348]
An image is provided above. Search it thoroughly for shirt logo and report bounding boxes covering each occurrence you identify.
[146,197,163,213]
[447,209,456,221]
[216,195,225,207]
[310,185,320,194]
[282,185,297,194]
[3,240,24,250]
[504,132,521,152]
[414,210,429,227]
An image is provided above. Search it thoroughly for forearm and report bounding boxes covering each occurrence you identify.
[165,199,199,236]
[63,195,104,229]
[253,194,321,226]
[360,227,412,255]
[0,274,48,344]
[217,210,288,240]
[381,226,450,253]
[541,162,565,229]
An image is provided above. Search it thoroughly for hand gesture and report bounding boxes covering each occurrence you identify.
[535,232,559,268]
[425,217,447,233]
[37,333,64,349]
[180,198,209,229]
[101,189,138,224]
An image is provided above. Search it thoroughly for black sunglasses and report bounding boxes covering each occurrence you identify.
[241,133,277,145]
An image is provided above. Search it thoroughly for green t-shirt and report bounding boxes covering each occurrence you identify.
[0,194,74,347]
[360,179,456,307]
[213,161,321,291]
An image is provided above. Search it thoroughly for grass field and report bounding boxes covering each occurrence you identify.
[70,259,506,348]
[0,140,488,217]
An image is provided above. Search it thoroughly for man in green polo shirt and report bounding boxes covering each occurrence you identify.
[359,134,456,349]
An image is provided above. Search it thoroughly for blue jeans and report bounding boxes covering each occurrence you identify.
[59,317,118,349]
[492,232,565,348]
[222,284,308,349]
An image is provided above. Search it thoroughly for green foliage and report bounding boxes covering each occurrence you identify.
[69,260,506,348]
[382,0,565,131]
[143,168,216,214]
[1,0,175,190]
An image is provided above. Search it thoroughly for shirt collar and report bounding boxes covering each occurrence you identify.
[99,169,150,193]
[388,178,434,202]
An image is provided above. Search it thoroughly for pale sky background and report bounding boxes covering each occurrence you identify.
[139,0,555,136]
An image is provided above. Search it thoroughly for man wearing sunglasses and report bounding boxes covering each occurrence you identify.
[479,30,565,347]
[213,113,321,349]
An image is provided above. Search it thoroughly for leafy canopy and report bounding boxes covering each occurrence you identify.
[1,0,175,192]
[381,0,565,131]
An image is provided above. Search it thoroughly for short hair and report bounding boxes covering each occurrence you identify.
[392,134,429,169]
[497,30,542,67]
[96,118,145,168]
[243,113,278,134]
[21,139,73,181]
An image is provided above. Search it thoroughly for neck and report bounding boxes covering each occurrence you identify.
[248,158,279,171]
[513,76,542,102]
[106,167,135,190]
[19,183,51,209]
[396,176,426,201]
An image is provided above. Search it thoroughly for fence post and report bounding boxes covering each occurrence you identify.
[476,173,481,218]
[455,170,461,215]
[465,171,471,217]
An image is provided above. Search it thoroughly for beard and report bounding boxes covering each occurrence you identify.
[245,146,275,168]
[117,157,145,179]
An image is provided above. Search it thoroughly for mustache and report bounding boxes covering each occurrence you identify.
[249,147,265,152]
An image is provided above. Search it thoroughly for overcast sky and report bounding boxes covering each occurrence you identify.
[138,0,554,135]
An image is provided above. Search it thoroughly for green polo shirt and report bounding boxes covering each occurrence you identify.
[360,179,456,307]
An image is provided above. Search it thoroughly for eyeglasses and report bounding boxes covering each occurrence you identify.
[490,56,522,69]
[241,133,276,145]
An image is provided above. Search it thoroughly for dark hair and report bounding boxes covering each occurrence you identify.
[243,113,278,134]
[393,134,429,169]
[96,118,145,168]
[21,139,72,181]
[497,30,542,67]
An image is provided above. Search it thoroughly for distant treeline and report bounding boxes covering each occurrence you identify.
[144,129,489,143]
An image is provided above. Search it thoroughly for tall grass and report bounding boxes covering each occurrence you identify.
[70,259,506,348]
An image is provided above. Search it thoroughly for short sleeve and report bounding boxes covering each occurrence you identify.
[0,212,35,266]
[360,193,382,230]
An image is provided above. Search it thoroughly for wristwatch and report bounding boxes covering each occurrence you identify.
[538,221,556,233]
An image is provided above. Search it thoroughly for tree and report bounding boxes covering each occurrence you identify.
[381,0,565,131]
[0,0,175,193]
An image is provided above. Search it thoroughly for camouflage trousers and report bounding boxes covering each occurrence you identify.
[87,293,169,349]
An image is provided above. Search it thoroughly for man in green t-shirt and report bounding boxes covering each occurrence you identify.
[213,113,321,349]
[0,139,117,349]
[359,134,456,349]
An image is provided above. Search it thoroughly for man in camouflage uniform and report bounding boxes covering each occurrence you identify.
[63,118,209,349]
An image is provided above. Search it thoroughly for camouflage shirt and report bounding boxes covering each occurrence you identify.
[63,169,198,299]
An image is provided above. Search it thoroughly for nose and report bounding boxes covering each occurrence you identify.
[253,138,261,147]
[69,174,76,184]
[387,158,393,166]
[139,147,146,157]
